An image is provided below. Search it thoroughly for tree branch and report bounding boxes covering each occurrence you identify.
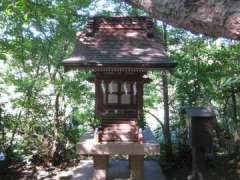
[123,0,240,40]
[144,110,164,130]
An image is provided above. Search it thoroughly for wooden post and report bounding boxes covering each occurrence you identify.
[192,147,206,180]
[130,155,144,180]
[129,155,132,169]
[93,155,109,180]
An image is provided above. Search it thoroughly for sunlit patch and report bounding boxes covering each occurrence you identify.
[131,48,145,55]
[126,32,138,37]
[76,32,82,37]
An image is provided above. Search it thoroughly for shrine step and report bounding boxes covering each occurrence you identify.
[100,125,137,131]
[102,120,137,125]
[98,120,140,142]
[100,128,137,133]
[100,133,138,142]
[101,121,137,129]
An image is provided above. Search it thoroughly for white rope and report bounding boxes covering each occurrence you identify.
[124,82,128,95]
[101,80,106,95]
[133,82,137,96]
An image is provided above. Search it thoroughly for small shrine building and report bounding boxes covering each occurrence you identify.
[62,16,176,180]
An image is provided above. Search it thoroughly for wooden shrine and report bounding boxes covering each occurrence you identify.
[184,107,216,180]
[62,16,176,180]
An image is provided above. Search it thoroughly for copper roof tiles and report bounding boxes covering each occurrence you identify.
[62,16,176,71]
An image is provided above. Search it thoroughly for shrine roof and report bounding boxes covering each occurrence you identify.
[184,107,217,118]
[62,16,176,72]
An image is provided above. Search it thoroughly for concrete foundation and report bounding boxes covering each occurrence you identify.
[69,160,166,180]
[75,128,160,180]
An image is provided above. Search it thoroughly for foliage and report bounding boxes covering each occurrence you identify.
[0,0,147,167]
[0,0,240,171]
[0,0,94,165]
[168,32,240,156]
[144,24,240,158]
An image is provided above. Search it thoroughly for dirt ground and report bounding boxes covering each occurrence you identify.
[1,155,240,180]
[0,160,80,180]
[164,154,240,180]
[1,160,165,180]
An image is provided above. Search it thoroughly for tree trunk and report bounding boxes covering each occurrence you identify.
[51,92,62,166]
[162,73,173,160]
[0,105,4,145]
[123,0,240,40]
[160,23,173,160]
[231,87,238,127]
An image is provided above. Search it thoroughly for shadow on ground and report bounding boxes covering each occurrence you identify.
[70,160,166,180]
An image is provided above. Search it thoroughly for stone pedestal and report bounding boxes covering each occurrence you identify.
[93,155,109,180]
[77,129,159,180]
[130,155,144,180]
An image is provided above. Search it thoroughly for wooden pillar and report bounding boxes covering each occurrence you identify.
[192,147,206,180]
[129,155,132,169]
[130,155,144,180]
[93,155,109,180]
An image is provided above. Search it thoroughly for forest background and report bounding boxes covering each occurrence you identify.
[0,0,240,179]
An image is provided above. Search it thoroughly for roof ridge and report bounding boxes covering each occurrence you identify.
[85,16,154,37]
